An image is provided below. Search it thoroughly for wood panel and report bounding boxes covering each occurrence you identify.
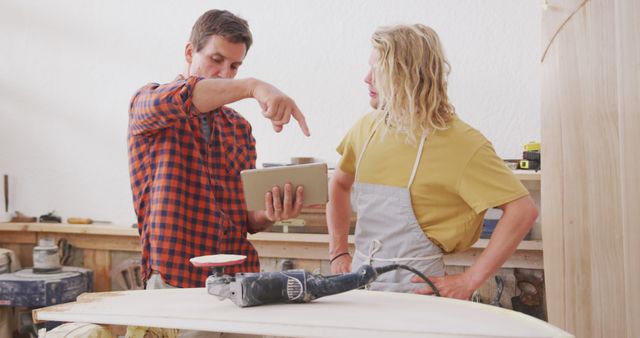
[0,232,36,245]
[0,243,34,268]
[540,0,585,62]
[252,240,335,261]
[541,0,638,336]
[83,249,111,292]
[616,0,640,336]
[540,8,568,330]
[52,233,140,252]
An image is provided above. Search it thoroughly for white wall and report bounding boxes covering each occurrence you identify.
[0,0,541,225]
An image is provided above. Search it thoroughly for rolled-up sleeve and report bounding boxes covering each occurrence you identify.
[128,76,202,135]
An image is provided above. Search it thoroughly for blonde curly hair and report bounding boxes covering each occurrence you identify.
[372,24,455,143]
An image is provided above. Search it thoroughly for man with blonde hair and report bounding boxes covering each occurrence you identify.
[327,24,537,299]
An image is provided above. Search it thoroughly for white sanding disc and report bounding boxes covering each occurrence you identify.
[190,254,246,267]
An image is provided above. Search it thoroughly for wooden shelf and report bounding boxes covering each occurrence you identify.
[249,232,353,244]
[512,170,541,181]
[472,238,542,251]
[0,222,137,237]
[0,224,541,253]
[1,217,543,271]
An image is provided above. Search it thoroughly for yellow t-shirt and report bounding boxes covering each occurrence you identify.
[337,112,529,253]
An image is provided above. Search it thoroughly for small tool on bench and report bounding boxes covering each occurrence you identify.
[39,211,61,223]
[10,211,37,223]
[67,217,111,224]
[193,254,439,307]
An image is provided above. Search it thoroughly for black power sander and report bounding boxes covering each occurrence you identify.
[201,259,439,307]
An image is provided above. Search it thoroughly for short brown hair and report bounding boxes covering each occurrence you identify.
[189,10,253,53]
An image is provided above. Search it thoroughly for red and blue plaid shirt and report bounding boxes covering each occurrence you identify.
[128,76,259,288]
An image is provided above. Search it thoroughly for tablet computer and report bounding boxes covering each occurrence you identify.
[240,162,328,210]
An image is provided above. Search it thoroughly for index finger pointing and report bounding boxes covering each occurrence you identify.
[291,106,310,137]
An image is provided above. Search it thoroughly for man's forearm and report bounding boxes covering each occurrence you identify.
[466,196,538,289]
[327,180,352,256]
[192,77,258,113]
[247,210,274,233]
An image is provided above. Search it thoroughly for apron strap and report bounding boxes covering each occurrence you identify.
[366,239,383,265]
[355,118,385,180]
[355,117,428,189]
[407,132,428,189]
[356,242,442,263]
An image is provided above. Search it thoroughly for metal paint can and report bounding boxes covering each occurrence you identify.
[33,238,61,273]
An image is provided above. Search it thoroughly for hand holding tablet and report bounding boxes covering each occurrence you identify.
[240,163,329,211]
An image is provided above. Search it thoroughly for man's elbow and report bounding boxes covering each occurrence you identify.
[503,196,538,231]
[329,170,355,194]
[330,179,349,195]
[525,203,538,231]
[517,196,538,231]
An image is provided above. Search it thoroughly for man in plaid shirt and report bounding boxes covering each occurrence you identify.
[128,9,310,289]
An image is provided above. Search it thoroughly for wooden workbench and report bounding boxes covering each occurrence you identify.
[0,222,541,283]
[33,288,571,338]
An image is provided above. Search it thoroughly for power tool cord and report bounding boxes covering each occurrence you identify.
[374,264,441,297]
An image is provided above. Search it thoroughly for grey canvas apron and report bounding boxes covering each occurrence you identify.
[351,120,445,293]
